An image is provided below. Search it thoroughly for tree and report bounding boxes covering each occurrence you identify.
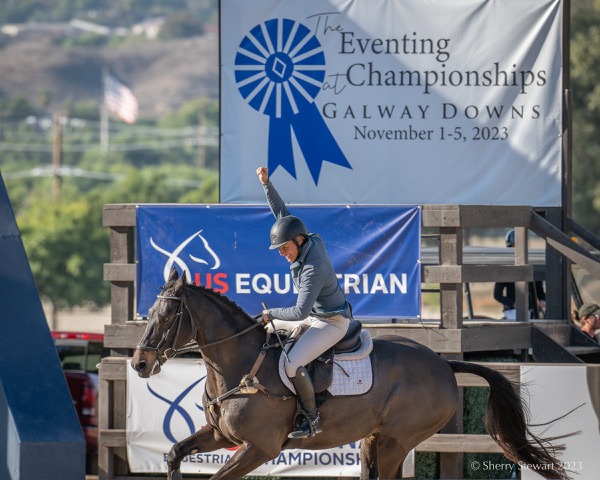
[159,12,204,39]
[0,97,37,119]
[571,0,600,234]
[18,195,109,328]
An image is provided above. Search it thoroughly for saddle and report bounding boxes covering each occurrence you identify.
[286,320,363,394]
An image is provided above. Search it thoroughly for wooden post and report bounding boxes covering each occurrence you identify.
[440,372,464,479]
[102,206,136,478]
[515,226,529,321]
[439,226,464,478]
[439,227,463,329]
[545,208,569,320]
[106,224,132,472]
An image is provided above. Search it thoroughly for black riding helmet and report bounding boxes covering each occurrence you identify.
[269,216,308,250]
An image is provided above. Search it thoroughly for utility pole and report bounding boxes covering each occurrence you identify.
[198,104,206,169]
[52,112,62,200]
[100,67,109,155]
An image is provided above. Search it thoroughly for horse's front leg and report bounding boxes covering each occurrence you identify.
[167,425,235,480]
[210,442,275,480]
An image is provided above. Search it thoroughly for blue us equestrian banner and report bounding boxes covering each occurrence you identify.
[221,0,564,207]
[136,205,421,319]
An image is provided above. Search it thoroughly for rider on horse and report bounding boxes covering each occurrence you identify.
[257,167,352,439]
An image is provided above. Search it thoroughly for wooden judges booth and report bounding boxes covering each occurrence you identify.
[98,204,600,479]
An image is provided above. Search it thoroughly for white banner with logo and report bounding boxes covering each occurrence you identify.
[221,0,563,206]
[127,359,414,476]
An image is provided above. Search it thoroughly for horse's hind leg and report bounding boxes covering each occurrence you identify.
[360,433,378,480]
[167,425,235,480]
[376,433,408,480]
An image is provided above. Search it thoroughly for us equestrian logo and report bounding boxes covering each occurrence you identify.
[150,230,221,283]
[148,226,409,297]
[234,18,352,185]
[147,376,206,443]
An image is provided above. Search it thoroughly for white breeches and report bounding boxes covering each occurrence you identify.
[267,314,350,378]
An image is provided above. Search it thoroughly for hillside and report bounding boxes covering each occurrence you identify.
[0,33,219,118]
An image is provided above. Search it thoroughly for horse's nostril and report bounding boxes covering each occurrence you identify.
[135,361,146,372]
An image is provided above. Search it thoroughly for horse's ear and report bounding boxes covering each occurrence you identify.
[168,267,179,282]
[174,270,187,294]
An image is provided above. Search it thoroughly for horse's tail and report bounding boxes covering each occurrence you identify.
[448,360,569,480]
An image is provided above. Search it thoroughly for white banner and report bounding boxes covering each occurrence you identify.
[520,365,600,480]
[220,0,563,206]
[127,359,414,476]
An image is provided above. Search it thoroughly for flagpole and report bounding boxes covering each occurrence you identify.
[100,67,109,155]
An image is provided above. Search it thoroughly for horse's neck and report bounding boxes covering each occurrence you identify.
[199,325,264,366]
[188,290,264,375]
[199,325,265,398]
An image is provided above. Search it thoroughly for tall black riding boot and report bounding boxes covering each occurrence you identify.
[288,366,322,439]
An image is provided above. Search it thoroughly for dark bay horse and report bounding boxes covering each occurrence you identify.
[131,269,569,480]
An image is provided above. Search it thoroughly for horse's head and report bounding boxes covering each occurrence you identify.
[131,268,194,378]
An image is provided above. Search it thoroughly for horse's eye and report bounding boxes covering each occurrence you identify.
[159,302,179,322]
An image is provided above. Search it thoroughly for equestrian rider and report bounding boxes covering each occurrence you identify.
[257,166,352,439]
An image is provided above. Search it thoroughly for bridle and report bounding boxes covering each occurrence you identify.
[135,290,263,363]
[135,293,188,364]
[136,288,292,408]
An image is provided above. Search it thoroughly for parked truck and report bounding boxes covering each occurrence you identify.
[52,331,107,474]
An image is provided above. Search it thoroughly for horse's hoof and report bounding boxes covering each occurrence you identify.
[168,469,182,480]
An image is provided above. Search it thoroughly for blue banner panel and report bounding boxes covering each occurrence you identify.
[136,205,421,318]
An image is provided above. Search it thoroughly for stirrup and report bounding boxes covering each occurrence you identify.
[288,414,322,439]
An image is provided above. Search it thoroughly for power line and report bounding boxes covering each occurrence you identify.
[0,116,219,152]
[1,117,219,135]
[3,166,123,181]
[1,136,217,152]
[3,166,203,188]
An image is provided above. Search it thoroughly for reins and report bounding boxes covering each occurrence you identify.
[138,288,292,409]
[199,321,263,350]
[137,292,262,358]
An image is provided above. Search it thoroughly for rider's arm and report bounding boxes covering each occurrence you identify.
[266,262,324,321]
[257,166,290,219]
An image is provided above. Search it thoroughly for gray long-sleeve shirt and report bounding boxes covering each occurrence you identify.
[263,181,351,321]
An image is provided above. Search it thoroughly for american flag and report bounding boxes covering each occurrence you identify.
[104,72,139,124]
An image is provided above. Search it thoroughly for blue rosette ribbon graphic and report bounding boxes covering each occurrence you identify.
[235,18,351,185]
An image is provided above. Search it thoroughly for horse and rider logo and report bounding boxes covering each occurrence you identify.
[146,377,205,444]
[234,18,352,185]
[150,230,221,284]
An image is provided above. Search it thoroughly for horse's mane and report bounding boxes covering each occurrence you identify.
[183,282,255,320]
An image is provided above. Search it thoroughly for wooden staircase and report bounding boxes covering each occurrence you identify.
[531,320,600,363]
